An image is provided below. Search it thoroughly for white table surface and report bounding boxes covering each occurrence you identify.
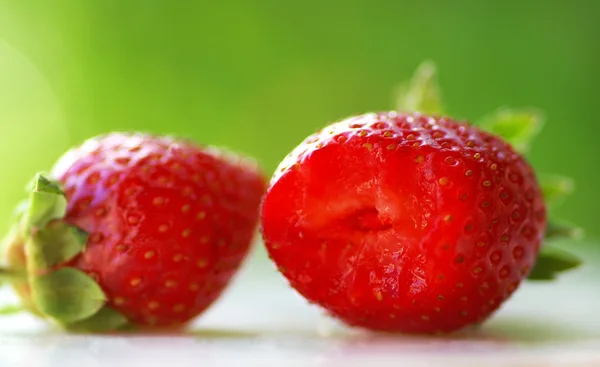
[1,246,599,367]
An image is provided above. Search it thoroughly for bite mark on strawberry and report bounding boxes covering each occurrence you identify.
[261,112,548,334]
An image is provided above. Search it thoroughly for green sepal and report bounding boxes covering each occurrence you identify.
[395,61,445,115]
[28,221,88,271]
[527,246,582,281]
[477,108,543,154]
[539,173,575,209]
[0,172,104,328]
[22,174,67,232]
[0,304,25,315]
[66,306,129,333]
[545,220,584,241]
[9,200,29,228]
[30,268,106,324]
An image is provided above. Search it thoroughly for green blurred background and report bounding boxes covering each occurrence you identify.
[0,1,598,256]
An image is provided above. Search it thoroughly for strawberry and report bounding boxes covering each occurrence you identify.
[260,63,582,334]
[0,133,266,331]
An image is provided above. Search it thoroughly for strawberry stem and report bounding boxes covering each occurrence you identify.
[0,267,27,282]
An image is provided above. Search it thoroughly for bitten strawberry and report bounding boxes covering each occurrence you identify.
[260,63,581,334]
[0,133,266,331]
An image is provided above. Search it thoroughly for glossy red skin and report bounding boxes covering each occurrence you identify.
[261,112,546,334]
[50,133,266,327]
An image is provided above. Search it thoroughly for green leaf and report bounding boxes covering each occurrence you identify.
[27,221,88,271]
[66,306,129,333]
[527,246,582,281]
[539,174,575,208]
[545,220,584,241]
[477,108,543,153]
[0,304,25,315]
[30,268,106,324]
[22,174,67,231]
[395,61,445,115]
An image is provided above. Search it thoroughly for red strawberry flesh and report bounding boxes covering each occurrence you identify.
[261,112,546,334]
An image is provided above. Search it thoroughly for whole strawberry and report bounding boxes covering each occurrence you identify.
[261,63,581,334]
[1,133,265,331]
